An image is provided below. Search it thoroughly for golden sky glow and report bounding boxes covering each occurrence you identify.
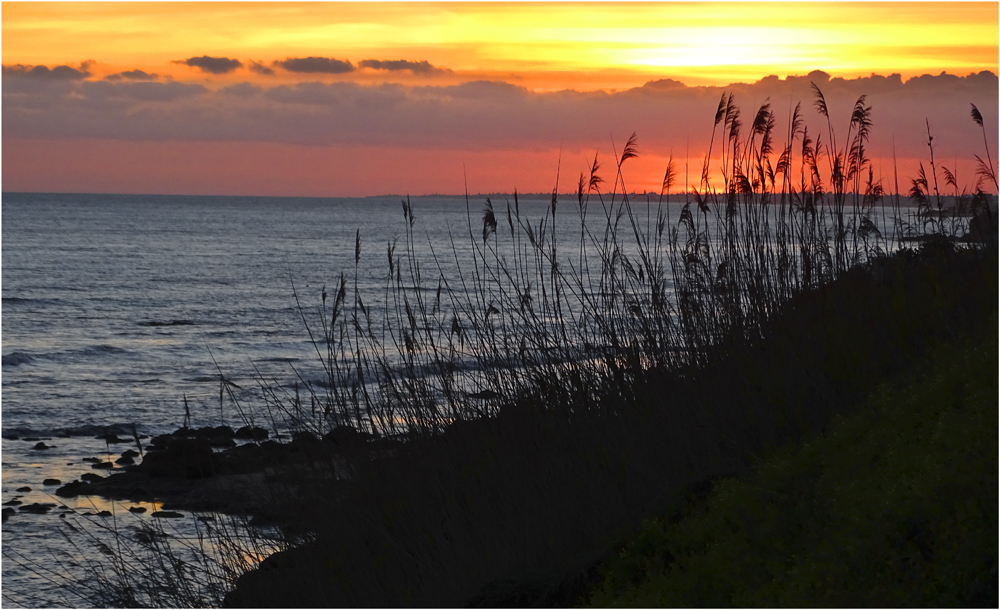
[3,2,997,89]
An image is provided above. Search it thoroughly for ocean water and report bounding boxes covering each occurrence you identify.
[1,191,627,606]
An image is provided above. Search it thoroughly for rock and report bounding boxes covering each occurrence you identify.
[23,437,41,442]
[292,431,318,444]
[138,438,216,479]
[3,499,23,506]
[16,486,31,492]
[234,425,269,440]
[149,434,176,449]
[197,515,216,522]
[151,511,184,519]
[2,507,15,521]
[120,449,140,458]
[115,456,135,465]
[55,481,89,498]
[323,425,374,446]
[82,457,101,463]
[42,478,61,486]
[3,435,19,440]
[96,510,113,517]
[92,461,115,470]
[32,442,51,450]
[80,473,104,482]
[128,506,146,514]
[19,503,55,514]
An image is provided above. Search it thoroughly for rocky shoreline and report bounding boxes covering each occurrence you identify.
[34,424,386,527]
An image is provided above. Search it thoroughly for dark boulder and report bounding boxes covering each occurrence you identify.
[16,486,31,492]
[80,473,104,482]
[138,438,216,479]
[32,442,51,450]
[234,425,269,440]
[151,511,184,519]
[92,461,115,470]
[42,478,61,486]
[120,449,140,459]
[56,481,89,498]
[115,455,135,465]
[128,506,146,514]
[322,425,375,447]
[19,503,54,514]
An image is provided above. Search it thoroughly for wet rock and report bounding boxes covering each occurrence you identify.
[234,425,269,440]
[42,478,61,486]
[16,487,31,492]
[32,442,51,450]
[23,437,41,442]
[120,449,140,459]
[80,473,104,482]
[149,434,177,449]
[209,436,236,449]
[115,456,135,465]
[56,481,89,498]
[322,425,374,447]
[19,503,55,514]
[82,457,101,463]
[128,506,146,514]
[151,511,184,519]
[2,507,15,521]
[3,435,19,440]
[138,438,216,479]
[292,431,318,444]
[92,461,115,470]
[96,510,113,518]
[96,433,132,444]
[3,499,23,506]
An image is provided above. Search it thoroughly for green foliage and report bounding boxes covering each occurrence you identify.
[588,321,998,607]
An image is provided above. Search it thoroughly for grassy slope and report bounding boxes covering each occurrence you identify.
[588,316,998,607]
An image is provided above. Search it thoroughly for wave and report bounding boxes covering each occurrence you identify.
[138,319,196,327]
[76,344,128,357]
[2,352,35,367]
[2,422,145,439]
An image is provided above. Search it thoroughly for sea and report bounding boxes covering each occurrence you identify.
[1,191,654,606]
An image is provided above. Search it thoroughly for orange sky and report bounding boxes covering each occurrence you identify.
[4,2,997,89]
[3,2,998,196]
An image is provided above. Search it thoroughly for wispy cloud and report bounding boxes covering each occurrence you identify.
[174,56,243,74]
[274,57,355,74]
[2,61,92,80]
[105,69,159,81]
[358,59,449,75]
[248,60,275,76]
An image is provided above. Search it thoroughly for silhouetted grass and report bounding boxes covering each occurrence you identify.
[76,87,997,607]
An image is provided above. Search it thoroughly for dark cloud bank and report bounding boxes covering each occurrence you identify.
[3,67,997,170]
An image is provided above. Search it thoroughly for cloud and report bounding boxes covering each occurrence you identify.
[2,62,92,80]
[274,57,355,74]
[248,60,274,76]
[175,56,243,74]
[105,69,159,82]
[358,59,448,75]
[4,70,996,184]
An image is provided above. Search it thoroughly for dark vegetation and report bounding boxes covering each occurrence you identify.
[588,318,997,607]
[66,89,997,607]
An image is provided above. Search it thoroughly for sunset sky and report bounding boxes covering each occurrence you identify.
[3,2,998,196]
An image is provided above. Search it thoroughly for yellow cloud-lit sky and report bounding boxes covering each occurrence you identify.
[4,2,997,89]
